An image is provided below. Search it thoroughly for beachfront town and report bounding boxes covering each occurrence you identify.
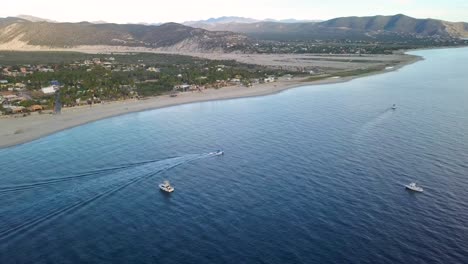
[0,56,296,116]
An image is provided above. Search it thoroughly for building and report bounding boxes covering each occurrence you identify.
[39,68,54,73]
[3,94,20,101]
[147,67,160,73]
[230,78,241,84]
[173,84,191,92]
[15,83,26,88]
[4,105,25,114]
[283,74,293,80]
[29,105,43,112]
[0,80,8,84]
[264,76,276,83]
[41,86,57,95]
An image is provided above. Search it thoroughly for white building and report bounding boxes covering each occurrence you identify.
[41,86,57,95]
[264,76,276,83]
[147,67,160,73]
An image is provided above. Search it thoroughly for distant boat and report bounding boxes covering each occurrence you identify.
[159,180,174,193]
[210,150,224,156]
[391,104,397,110]
[405,182,423,192]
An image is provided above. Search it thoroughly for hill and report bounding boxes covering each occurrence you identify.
[0,18,249,52]
[320,14,467,37]
[0,14,466,53]
[16,15,57,23]
[189,14,468,41]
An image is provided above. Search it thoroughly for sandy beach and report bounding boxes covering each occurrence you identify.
[0,53,421,149]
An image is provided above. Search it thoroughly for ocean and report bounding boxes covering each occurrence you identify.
[1,47,467,263]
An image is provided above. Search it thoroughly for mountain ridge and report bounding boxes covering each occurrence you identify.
[0,14,467,53]
[0,19,249,52]
[188,14,468,40]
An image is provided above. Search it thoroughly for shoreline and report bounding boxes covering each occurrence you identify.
[0,53,421,149]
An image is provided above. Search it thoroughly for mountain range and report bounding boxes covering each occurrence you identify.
[16,15,57,23]
[183,16,319,27]
[0,17,248,52]
[186,14,468,41]
[0,14,467,53]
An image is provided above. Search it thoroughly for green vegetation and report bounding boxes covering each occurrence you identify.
[0,52,291,111]
[252,39,468,55]
[302,75,330,82]
[331,67,384,77]
[302,66,385,82]
[0,51,95,65]
[18,100,38,108]
[0,51,215,65]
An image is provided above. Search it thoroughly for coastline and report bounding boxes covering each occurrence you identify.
[0,53,421,149]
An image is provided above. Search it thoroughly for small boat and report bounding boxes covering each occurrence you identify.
[159,180,174,193]
[210,150,224,156]
[405,182,423,192]
[391,104,397,110]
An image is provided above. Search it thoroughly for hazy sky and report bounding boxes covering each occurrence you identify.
[1,0,467,23]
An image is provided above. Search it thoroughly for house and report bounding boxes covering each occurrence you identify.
[264,76,276,83]
[283,74,293,80]
[39,68,54,73]
[173,84,191,92]
[3,94,20,101]
[0,91,15,97]
[41,86,57,95]
[4,105,25,114]
[29,105,43,112]
[147,67,160,73]
[230,78,241,84]
[0,80,8,84]
[15,83,26,89]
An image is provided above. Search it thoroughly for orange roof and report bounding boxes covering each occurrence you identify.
[30,105,43,111]
[0,91,15,96]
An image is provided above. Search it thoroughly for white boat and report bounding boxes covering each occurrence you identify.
[405,182,423,192]
[391,104,397,110]
[159,180,174,193]
[211,150,224,156]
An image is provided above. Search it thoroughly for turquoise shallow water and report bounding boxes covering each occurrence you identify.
[1,47,468,263]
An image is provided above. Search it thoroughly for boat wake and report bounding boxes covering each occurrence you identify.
[0,156,185,195]
[0,152,214,241]
[347,108,398,182]
[352,108,395,145]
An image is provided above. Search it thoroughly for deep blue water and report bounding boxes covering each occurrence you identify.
[1,48,468,264]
